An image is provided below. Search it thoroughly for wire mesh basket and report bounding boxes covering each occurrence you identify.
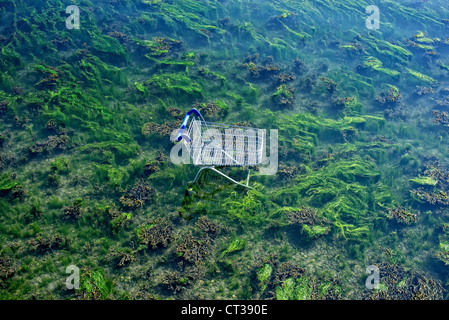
[173,109,265,188]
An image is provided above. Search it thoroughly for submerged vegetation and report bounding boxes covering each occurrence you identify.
[1,0,449,300]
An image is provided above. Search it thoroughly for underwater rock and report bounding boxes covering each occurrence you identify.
[439,88,449,96]
[434,98,449,109]
[384,105,409,121]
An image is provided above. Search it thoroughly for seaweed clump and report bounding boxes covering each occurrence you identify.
[142,121,180,137]
[273,73,296,84]
[433,111,449,127]
[137,218,174,250]
[192,101,228,118]
[319,77,337,95]
[119,179,155,208]
[145,37,183,57]
[364,263,443,300]
[410,162,449,206]
[195,216,220,239]
[0,256,16,284]
[292,58,308,75]
[386,207,419,225]
[106,248,135,268]
[414,86,434,96]
[287,207,330,240]
[26,233,68,253]
[63,200,83,220]
[243,61,280,79]
[376,85,402,105]
[272,84,295,108]
[278,164,300,180]
[176,231,214,265]
[29,134,69,155]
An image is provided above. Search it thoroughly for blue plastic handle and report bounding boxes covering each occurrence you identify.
[175,108,201,142]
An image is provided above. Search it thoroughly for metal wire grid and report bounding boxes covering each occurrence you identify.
[183,119,265,167]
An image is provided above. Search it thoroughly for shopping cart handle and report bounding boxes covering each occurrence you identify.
[174,108,201,142]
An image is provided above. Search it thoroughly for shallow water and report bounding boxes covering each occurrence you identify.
[1,0,449,300]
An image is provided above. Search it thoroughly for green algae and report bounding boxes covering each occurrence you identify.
[301,224,329,240]
[272,156,385,241]
[406,68,438,85]
[362,56,400,78]
[275,276,313,300]
[257,264,272,293]
[220,237,245,258]
[410,176,438,187]
[78,268,113,300]
[148,72,202,97]
[0,174,20,191]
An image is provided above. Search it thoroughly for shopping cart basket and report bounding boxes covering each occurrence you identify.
[172,108,265,189]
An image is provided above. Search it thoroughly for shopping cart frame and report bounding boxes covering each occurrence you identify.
[173,108,265,189]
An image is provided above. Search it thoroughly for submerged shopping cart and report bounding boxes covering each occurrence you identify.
[172,108,265,189]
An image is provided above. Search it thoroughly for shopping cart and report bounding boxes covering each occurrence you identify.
[172,108,265,189]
